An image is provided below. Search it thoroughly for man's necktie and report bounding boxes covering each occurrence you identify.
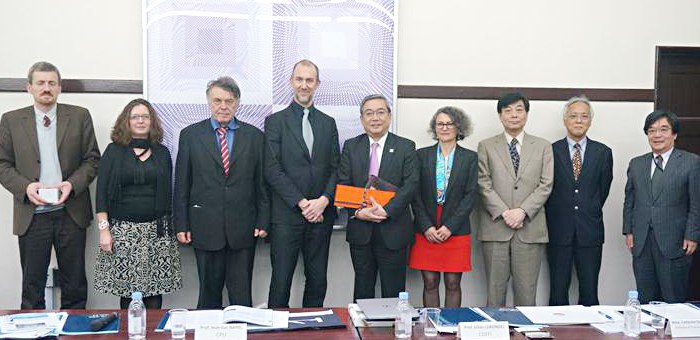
[572,143,582,181]
[651,154,663,198]
[302,108,314,157]
[43,115,50,127]
[368,142,380,177]
[509,138,520,176]
[218,127,230,177]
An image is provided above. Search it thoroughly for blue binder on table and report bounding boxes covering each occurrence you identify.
[438,308,488,327]
[476,307,537,327]
[61,313,120,335]
[156,309,345,333]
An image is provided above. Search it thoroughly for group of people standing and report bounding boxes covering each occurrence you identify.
[0,60,698,311]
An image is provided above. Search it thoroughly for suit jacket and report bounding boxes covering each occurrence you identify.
[264,104,340,225]
[0,104,100,236]
[412,143,478,235]
[477,132,554,243]
[338,133,419,250]
[623,148,700,259]
[173,119,270,251]
[545,137,613,246]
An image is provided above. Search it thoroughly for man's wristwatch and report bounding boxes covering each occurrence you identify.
[98,220,109,230]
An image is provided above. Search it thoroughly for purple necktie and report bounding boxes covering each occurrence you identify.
[368,142,380,176]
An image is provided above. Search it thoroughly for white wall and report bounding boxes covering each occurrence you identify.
[0,0,699,309]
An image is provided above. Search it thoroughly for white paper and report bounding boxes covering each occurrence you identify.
[38,188,59,204]
[516,305,611,325]
[590,321,656,334]
[222,305,274,326]
[163,308,287,331]
[642,303,700,321]
[0,312,67,339]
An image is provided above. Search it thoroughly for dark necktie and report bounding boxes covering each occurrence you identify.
[43,115,50,127]
[218,127,230,177]
[572,143,582,181]
[651,154,663,198]
[509,138,520,175]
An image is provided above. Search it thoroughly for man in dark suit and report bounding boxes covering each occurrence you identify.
[0,61,100,309]
[337,94,418,300]
[174,76,269,308]
[545,96,613,306]
[265,60,340,308]
[623,110,700,303]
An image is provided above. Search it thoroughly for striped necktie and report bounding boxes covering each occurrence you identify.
[218,127,230,177]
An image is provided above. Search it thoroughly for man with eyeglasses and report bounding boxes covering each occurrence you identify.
[477,92,553,307]
[545,96,613,306]
[337,94,418,300]
[623,110,700,303]
[0,61,100,308]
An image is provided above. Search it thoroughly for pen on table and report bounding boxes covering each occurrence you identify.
[597,311,614,321]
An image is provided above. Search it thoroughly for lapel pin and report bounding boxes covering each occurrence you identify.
[389,149,394,153]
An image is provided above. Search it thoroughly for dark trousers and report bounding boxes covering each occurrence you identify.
[194,246,255,308]
[633,232,691,304]
[18,209,87,309]
[349,226,408,301]
[268,222,332,308]
[547,243,602,306]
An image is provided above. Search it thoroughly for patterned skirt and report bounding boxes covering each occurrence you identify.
[94,218,182,297]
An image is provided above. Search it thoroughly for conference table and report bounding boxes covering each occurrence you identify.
[0,308,359,340]
[3,308,698,339]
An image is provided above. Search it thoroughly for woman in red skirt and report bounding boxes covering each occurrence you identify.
[409,106,477,307]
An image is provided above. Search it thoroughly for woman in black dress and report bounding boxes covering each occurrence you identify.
[94,98,182,309]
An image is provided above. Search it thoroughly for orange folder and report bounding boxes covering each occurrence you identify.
[334,184,395,209]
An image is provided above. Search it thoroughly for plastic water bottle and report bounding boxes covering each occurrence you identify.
[623,290,641,337]
[128,291,147,340]
[394,291,412,338]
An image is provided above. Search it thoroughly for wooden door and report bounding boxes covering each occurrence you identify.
[655,46,700,300]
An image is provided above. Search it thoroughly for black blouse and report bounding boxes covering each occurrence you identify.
[96,142,172,223]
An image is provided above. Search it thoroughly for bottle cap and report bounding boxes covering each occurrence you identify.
[399,292,408,300]
[131,291,143,300]
[628,290,638,298]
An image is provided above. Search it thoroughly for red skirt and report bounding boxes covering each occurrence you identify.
[408,205,472,272]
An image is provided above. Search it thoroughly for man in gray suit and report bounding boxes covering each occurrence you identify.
[477,92,553,306]
[0,62,100,308]
[623,110,700,303]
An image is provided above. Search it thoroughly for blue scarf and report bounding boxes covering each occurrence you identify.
[436,144,455,204]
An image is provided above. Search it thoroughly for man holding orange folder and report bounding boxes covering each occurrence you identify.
[337,94,418,301]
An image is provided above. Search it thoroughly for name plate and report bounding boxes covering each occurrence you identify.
[669,319,700,338]
[195,324,246,340]
[458,321,509,340]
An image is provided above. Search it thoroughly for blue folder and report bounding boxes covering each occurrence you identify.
[61,313,120,335]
